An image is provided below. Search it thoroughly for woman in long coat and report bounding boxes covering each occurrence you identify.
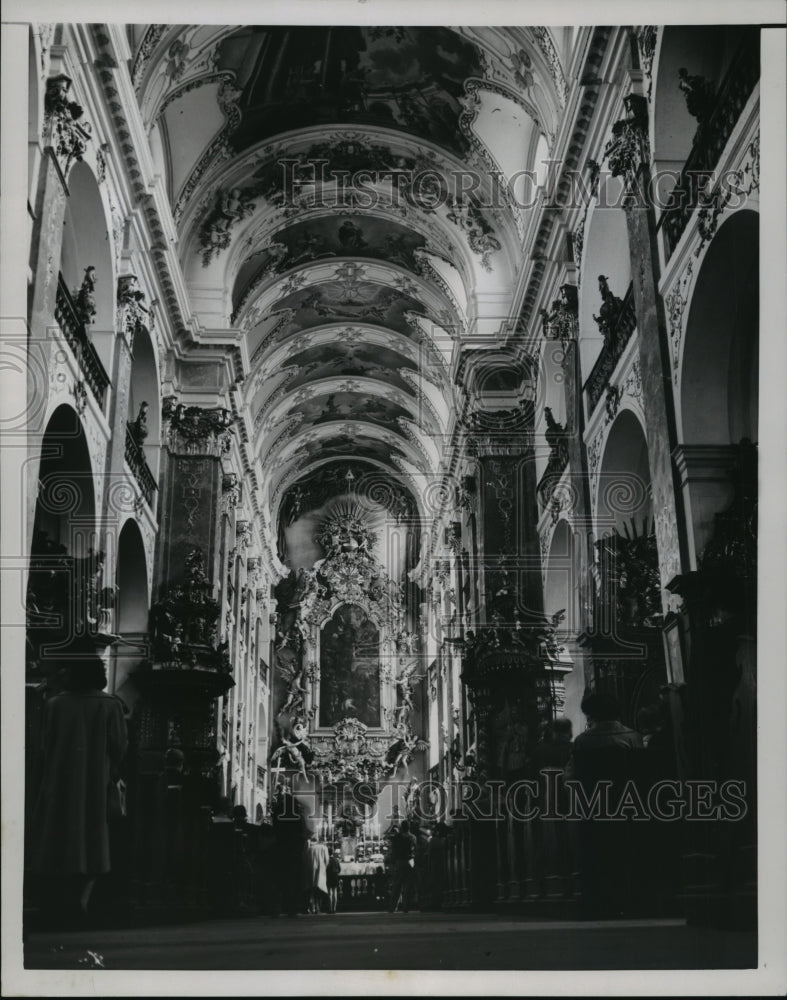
[33,654,128,917]
[303,836,330,913]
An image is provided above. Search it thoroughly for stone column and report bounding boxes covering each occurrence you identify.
[100,276,147,538]
[458,380,554,912]
[128,398,236,912]
[603,92,687,610]
[542,285,596,692]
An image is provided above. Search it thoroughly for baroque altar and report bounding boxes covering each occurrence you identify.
[270,498,428,794]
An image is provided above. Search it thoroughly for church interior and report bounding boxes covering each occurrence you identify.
[12,18,770,975]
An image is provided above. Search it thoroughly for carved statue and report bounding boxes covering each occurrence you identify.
[279,659,308,717]
[387,722,428,778]
[271,720,310,781]
[544,407,569,469]
[395,660,418,724]
[45,74,92,172]
[130,401,149,446]
[678,67,716,125]
[75,266,97,326]
[592,275,624,346]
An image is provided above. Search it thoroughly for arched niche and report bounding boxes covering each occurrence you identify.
[127,325,162,480]
[60,162,115,373]
[676,209,759,566]
[32,404,96,558]
[319,603,382,729]
[578,175,631,383]
[596,409,652,540]
[112,518,149,701]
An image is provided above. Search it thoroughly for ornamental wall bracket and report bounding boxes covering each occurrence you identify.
[236,519,252,549]
[221,472,241,512]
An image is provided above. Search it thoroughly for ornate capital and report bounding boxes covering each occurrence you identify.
[162,397,235,456]
[44,74,93,176]
[603,93,650,188]
[541,282,578,348]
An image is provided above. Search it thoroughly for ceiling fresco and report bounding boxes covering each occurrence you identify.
[287,434,410,470]
[283,343,420,395]
[285,391,420,435]
[268,267,432,339]
[214,26,485,158]
[232,216,428,315]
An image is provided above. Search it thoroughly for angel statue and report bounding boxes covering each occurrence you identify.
[395,660,418,724]
[387,722,429,778]
[270,720,311,782]
[278,659,308,718]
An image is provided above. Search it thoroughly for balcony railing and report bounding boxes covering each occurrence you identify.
[657,34,760,262]
[583,283,636,415]
[54,275,110,409]
[125,423,158,507]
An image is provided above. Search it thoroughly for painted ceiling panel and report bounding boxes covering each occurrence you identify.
[215,26,484,157]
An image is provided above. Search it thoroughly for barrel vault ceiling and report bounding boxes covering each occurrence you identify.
[130,24,567,529]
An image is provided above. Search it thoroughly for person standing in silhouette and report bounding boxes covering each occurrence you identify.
[568,691,644,918]
[388,819,417,913]
[32,649,127,922]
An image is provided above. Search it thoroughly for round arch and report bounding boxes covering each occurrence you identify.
[544,518,577,634]
[677,209,759,567]
[60,162,116,378]
[112,518,149,701]
[32,403,96,558]
[596,408,652,539]
[127,325,162,480]
[27,404,97,675]
[679,210,759,447]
